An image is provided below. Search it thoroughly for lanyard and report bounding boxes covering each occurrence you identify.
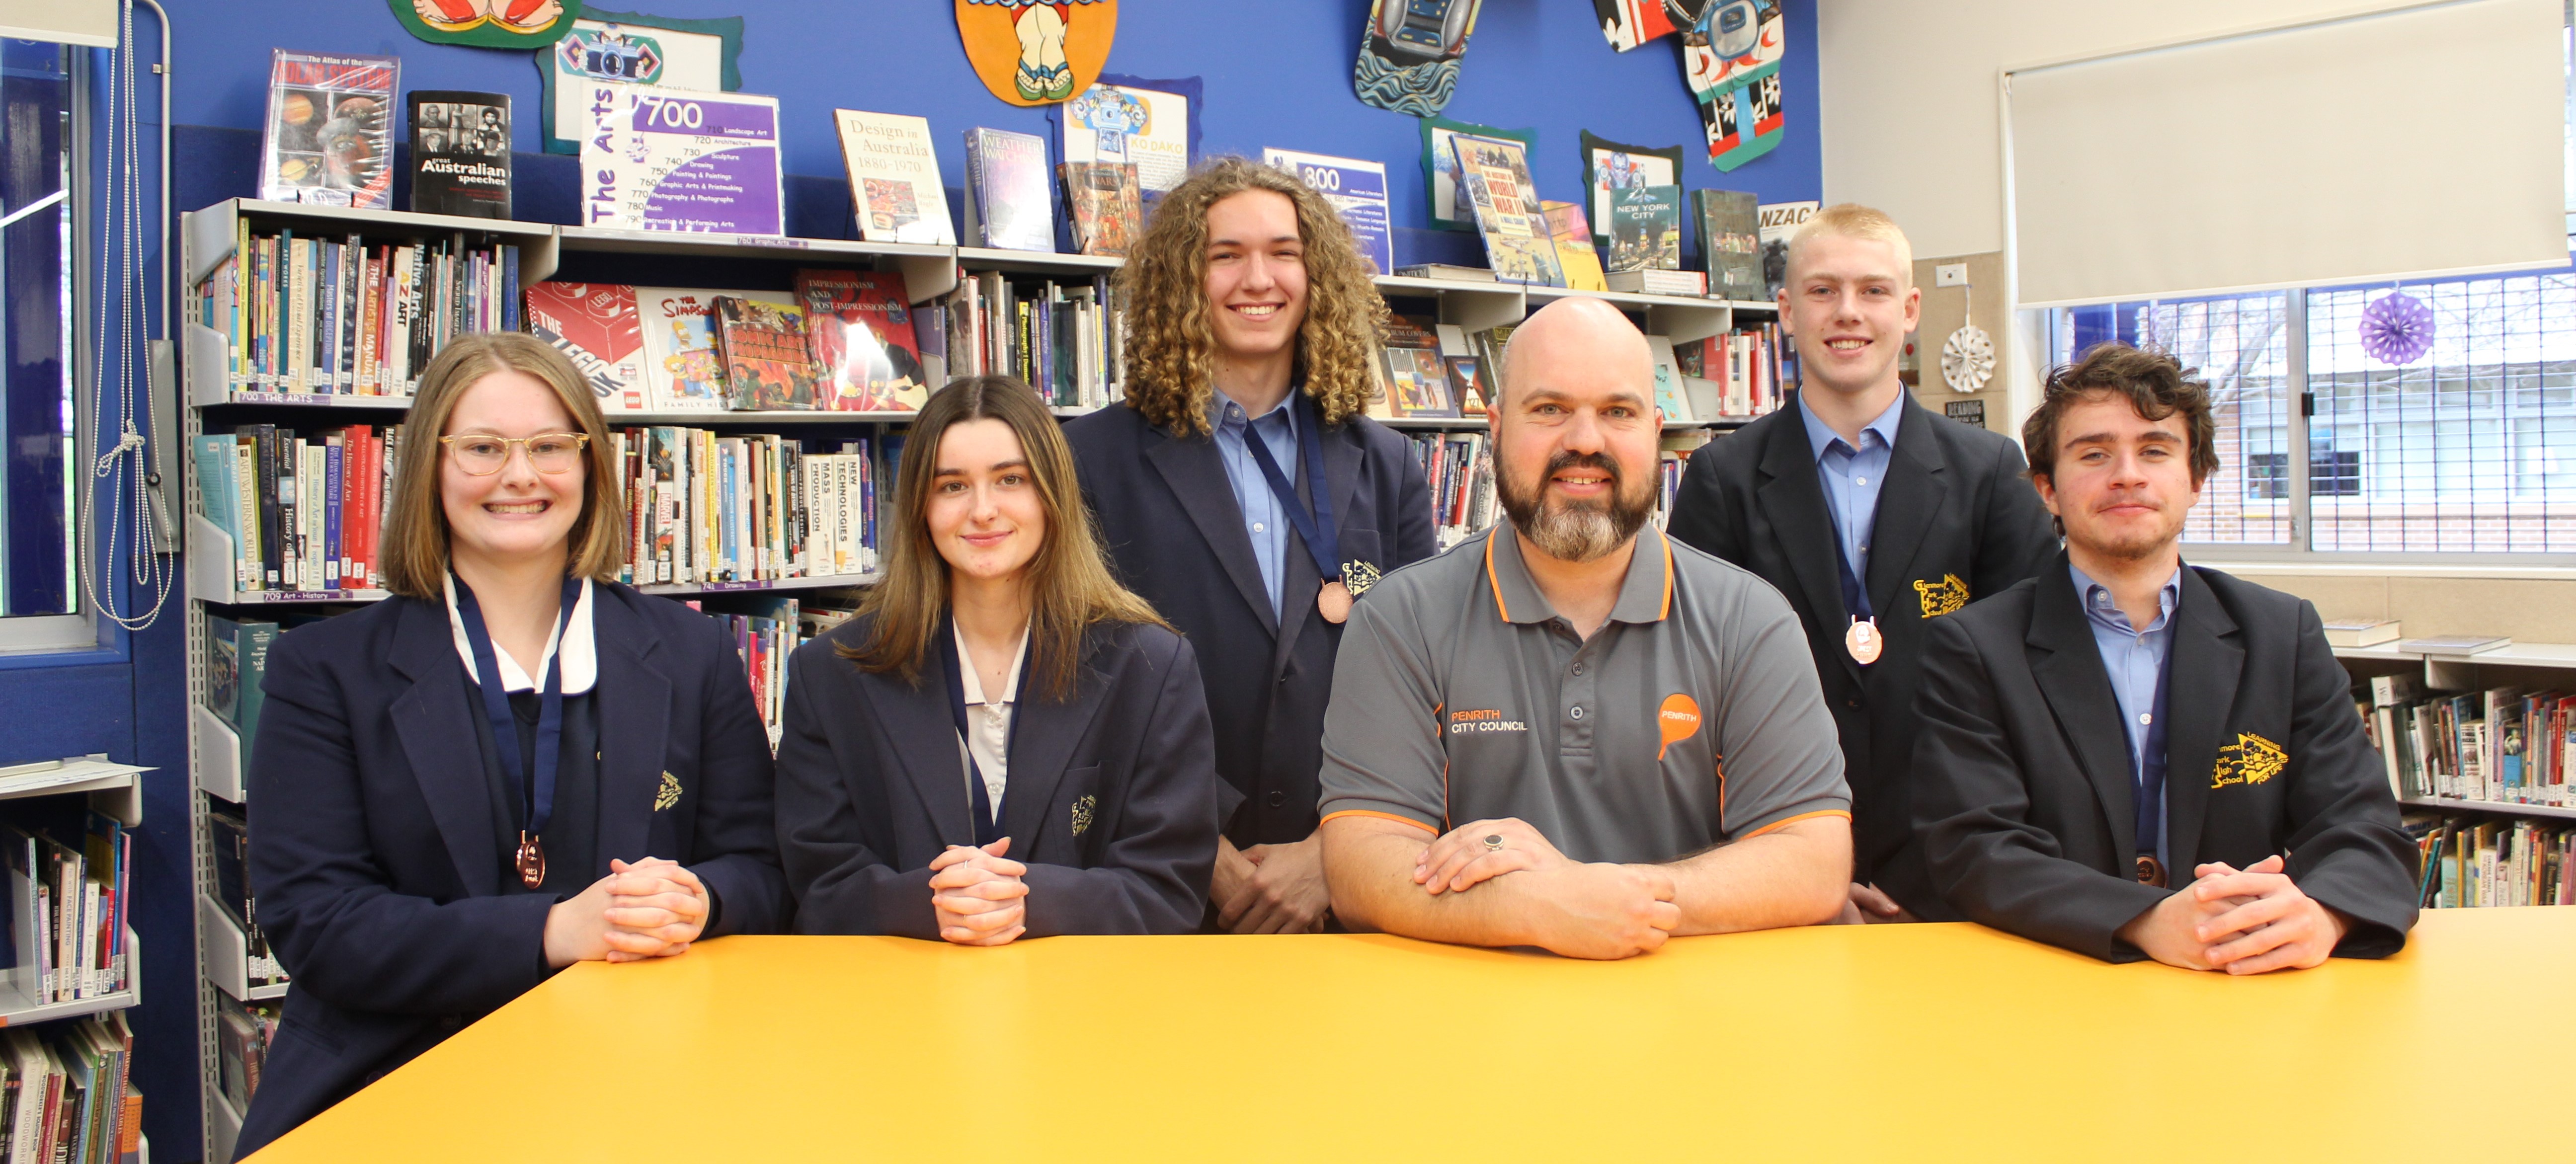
[1237,391,1340,582]
[940,616,1032,849]
[454,573,582,842]
[1831,527,1872,621]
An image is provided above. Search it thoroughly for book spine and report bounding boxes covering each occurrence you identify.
[323,438,344,588]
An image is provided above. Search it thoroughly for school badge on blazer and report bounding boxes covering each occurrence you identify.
[654,771,682,811]
[2210,733,2288,789]
[1070,794,1098,837]
[1913,573,1971,618]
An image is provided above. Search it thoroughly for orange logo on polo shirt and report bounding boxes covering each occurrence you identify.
[1449,708,1528,735]
[1657,694,1701,760]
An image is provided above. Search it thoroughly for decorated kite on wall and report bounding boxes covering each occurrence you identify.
[957,0,1118,105]
[1594,0,1786,172]
[394,0,582,47]
[1355,0,1484,117]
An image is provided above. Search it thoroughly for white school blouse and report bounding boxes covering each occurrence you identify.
[952,620,1030,824]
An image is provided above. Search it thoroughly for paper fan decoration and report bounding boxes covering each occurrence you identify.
[2359,292,2434,365]
[1941,325,1995,392]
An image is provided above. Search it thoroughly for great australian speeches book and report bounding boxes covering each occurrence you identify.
[712,296,818,411]
[1060,161,1141,258]
[964,127,1054,253]
[261,49,398,209]
[1608,184,1684,274]
[523,282,645,411]
[795,269,927,411]
[406,91,511,219]
[1694,189,1762,300]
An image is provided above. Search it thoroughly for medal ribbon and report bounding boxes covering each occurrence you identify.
[454,573,582,855]
[940,615,1034,849]
[1831,525,1873,621]
[1237,391,1341,586]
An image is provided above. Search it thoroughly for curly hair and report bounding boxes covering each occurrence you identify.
[2023,342,2220,488]
[1115,156,1387,436]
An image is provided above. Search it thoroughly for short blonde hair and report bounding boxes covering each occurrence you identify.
[1786,203,1915,287]
[379,332,628,599]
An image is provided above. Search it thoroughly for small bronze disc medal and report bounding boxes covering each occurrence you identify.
[1845,617,1883,665]
[1318,580,1354,624]
[515,831,548,889]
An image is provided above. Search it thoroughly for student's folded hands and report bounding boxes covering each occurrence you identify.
[931,838,1030,946]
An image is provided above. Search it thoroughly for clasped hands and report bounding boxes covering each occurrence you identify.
[2117,854,2349,974]
[544,856,712,968]
[1414,817,1682,960]
[931,837,1029,946]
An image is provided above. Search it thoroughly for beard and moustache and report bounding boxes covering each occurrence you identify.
[1494,448,1656,563]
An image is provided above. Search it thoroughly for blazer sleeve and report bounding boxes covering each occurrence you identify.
[1972,437,2058,598]
[247,632,558,1017]
[1663,445,1741,563]
[678,615,791,938]
[2278,601,2420,956]
[1020,633,1220,936]
[1385,433,1440,569]
[773,645,942,939]
[1911,614,2169,962]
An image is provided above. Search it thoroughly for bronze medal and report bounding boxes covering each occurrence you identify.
[1845,617,1883,665]
[515,831,547,889]
[1318,580,1354,623]
[2134,854,2167,888]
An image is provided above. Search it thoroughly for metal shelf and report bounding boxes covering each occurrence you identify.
[184,199,560,289]
[2399,797,2576,821]
[201,896,289,1004]
[0,928,142,1028]
[558,225,958,304]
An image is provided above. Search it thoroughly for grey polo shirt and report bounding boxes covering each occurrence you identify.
[1317,523,1851,865]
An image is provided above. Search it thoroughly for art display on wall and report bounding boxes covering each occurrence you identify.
[538,8,743,154]
[1591,0,1787,171]
[1578,131,1682,249]
[1355,0,1483,116]
[392,0,583,48]
[957,0,1119,105]
[1049,74,1200,211]
[1420,116,1532,233]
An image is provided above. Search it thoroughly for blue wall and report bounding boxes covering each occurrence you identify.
[4,1,1818,1159]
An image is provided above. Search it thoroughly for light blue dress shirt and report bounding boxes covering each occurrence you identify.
[1797,391,1904,591]
[1209,390,1299,619]
[2070,563,2183,873]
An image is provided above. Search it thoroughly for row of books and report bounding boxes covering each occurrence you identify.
[2362,676,2571,807]
[196,226,522,396]
[1,812,132,1005]
[2404,813,2572,908]
[681,596,862,746]
[195,424,402,594]
[1,1018,136,1164]
[206,806,283,994]
[1655,431,1720,530]
[612,427,885,587]
[1672,324,1790,421]
[1407,432,1497,550]
[920,271,1126,409]
[215,994,279,1119]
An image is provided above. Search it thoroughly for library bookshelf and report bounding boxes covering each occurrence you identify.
[2331,640,2576,825]
[176,197,1771,1161]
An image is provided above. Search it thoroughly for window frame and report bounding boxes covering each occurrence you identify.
[0,43,99,656]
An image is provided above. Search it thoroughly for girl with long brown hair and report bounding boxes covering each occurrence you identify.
[237,333,788,1155]
[777,376,1218,940]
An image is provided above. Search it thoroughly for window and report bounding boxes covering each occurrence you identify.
[0,39,80,643]
[2047,264,2576,556]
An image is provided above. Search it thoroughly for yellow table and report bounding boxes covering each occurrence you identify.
[254,909,2574,1162]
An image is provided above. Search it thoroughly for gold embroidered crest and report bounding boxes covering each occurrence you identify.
[1342,560,1383,597]
[2210,733,2288,789]
[1070,794,1098,837]
[1914,573,1971,618]
[653,771,682,812]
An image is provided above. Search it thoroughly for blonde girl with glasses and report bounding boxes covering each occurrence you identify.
[236,333,789,1155]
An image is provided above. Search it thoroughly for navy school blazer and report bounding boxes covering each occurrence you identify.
[237,583,789,1157]
[1665,392,2059,917]
[774,614,1220,936]
[1063,401,1437,845]
[1910,556,2420,962]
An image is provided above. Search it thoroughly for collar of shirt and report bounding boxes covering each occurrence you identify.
[1208,386,1299,443]
[2069,562,2182,639]
[1797,388,1905,465]
[446,574,597,696]
[1483,524,1675,627]
[952,618,1031,709]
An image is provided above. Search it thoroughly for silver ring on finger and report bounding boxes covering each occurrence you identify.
[1483,834,1505,853]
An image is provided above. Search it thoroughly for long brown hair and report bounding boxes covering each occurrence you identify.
[841,376,1164,699]
[1117,156,1386,437]
[379,332,628,600]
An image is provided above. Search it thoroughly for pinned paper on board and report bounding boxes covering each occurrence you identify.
[1355,0,1483,117]
[393,0,582,48]
[957,0,1119,106]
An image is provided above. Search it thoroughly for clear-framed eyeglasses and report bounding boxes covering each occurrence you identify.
[440,432,590,476]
